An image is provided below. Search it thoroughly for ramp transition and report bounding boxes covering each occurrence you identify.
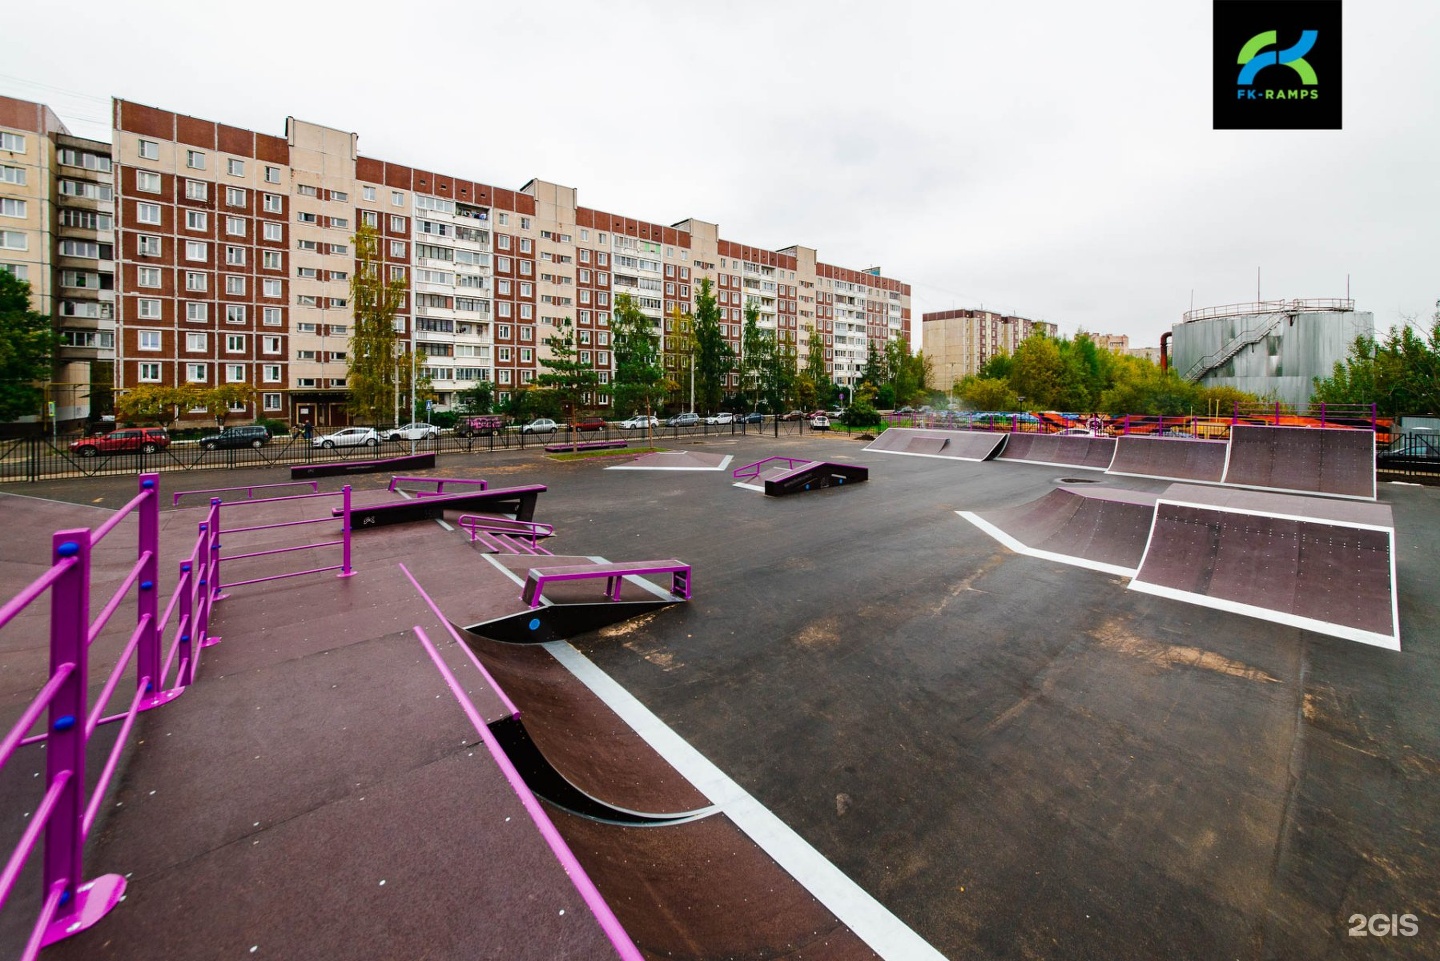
[959,486,1159,576]
[1222,425,1376,500]
[1104,435,1228,484]
[996,432,1117,471]
[865,427,1006,461]
[1130,485,1398,649]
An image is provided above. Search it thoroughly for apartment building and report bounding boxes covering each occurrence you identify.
[922,308,1059,390]
[105,99,908,427]
[0,96,116,428]
[1090,332,1129,353]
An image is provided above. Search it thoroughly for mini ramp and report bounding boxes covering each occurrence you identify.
[1129,484,1399,649]
[959,486,1159,576]
[865,427,1007,461]
[732,456,868,495]
[606,450,733,471]
[996,432,1117,471]
[1222,425,1376,500]
[1105,435,1228,484]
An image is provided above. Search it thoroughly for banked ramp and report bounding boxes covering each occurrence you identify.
[959,486,1159,576]
[1222,425,1376,500]
[997,432,1117,471]
[1104,435,1229,483]
[865,427,1007,461]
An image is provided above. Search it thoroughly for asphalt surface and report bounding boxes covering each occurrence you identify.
[4,431,1439,960]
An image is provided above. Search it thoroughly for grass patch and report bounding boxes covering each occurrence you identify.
[548,446,666,462]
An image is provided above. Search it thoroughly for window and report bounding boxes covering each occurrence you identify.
[186,210,207,231]
[391,191,404,206]
[185,241,208,261]
[498,303,512,318]
[263,193,283,213]
[388,265,404,282]
[497,347,511,362]
[263,222,282,241]
[295,212,317,225]
[329,243,347,255]
[136,266,160,288]
[186,150,205,169]
[362,210,377,228]
[521,348,533,363]
[263,307,282,326]
[520,217,531,230]
[262,251,282,270]
[226,334,245,352]
[262,336,281,354]
[187,364,207,382]
[139,363,161,382]
[135,201,161,225]
[0,198,25,218]
[263,392,281,411]
[137,171,161,193]
[137,138,159,160]
[497,234,510,251]
[0,164,25,186]
[226,275,246,295]
[519,238,532,254]
[185,271,207,291]
[389,215,404,232]
[137,298,162,318]
[329,216,348,229]
[519,261,532,277]
[226,246,246,266]
[186,302,208,323]
[138,235,161,257]
[329,297,346,308]
[186,332,208,352]
[226,186,247,207]
[226,364,245,382]
[296,267,318,280]
[389,241,405,258]
[139,330,161,351]
[496,257,510,273]
[263,365,280,383]
[363,185,376,201]
[226,216,246,236]
[263,279,282,298]
[226,158,244,177]
[497,280,511,295]
[185,179,208,201]
[520,304,533,320]
[264,166,280,184]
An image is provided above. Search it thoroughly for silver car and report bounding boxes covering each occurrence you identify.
[313,427,380,448]
[387,422,439,441]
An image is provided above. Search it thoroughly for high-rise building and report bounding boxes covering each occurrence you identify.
[0,95,116,428]
[100,99,910,427]
[922,308,1058,390]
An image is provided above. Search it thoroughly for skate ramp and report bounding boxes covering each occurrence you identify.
[1222,425,1376,500]
[997,432,1117,471]
[865,428,1006,461]
[1130,485,1398,649]
[1105,435,1228,483]
[959,486,1159,576]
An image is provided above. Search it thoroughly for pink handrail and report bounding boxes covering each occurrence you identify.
[172,480,319,507]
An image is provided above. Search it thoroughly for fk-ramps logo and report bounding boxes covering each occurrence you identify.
[1214,1,1341,130]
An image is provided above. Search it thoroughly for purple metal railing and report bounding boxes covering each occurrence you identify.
[731,456,809,481]
[0,474,170,957]
[209,487,355,590]
[456,514,554,551]
[388,475,488,498]
[171,480,319,507]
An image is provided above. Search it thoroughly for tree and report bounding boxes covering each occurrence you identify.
[535,317,599,424]
[1312,314,1440,416]
[739,301,775,411]
[861,340,887,389]
[1009,333,1065,409]
[803,326,829,396]
[662,303,695,411]
[347,223,408,425]
[194,383,259,427]
[455,381,495,414]
[0,272,56,422]
[115,384,197,428]
[691,278,734,413]
[770,337,799,412]
[611,294,669,421]
[957,376,1020,411]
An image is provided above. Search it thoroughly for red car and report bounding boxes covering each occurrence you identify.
[571,417,607,432]
[69,427,171,457]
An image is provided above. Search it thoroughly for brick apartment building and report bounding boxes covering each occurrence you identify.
[922,308,1058,391]
[3,93,912,429]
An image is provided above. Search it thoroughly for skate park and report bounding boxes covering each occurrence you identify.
[2,425,1437,961]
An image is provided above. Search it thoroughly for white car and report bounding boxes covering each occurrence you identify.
[705,412,734,425]
[387,422,439,441]
[521,418,559,435]
[313,427,380,448]
[620,415,659,429]
[810,414,831,430]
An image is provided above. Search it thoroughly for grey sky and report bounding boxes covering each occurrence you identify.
[5,0,1437,349]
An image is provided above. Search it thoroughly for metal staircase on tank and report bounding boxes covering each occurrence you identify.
[1181,305,1296,384]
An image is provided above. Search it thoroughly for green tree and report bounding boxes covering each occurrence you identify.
[611,294,668,420]
[662,304,695,411]
[194,383,259,427]
[861,340,887,389]
[115,384,197,428]
[803,325,829,395]
[536,317,599,427]
[739,301,776,412]
[691,278,734,413]
[455,381,495,414]
[958,376,1020,411]
[1010,333,1065,409]
[347,223,408,425]
[0,272,57,422]
[770,337,799,412]
[1311,315,1440,416]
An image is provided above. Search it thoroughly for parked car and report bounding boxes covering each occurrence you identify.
[1378,433,1440,469]
[810,414,831,430]
[620,414,659,429]
[781,411,805,421]
[1056,427,1096,437]
[741,412,764,424]
[705,412,734,425]
[453,415,505,437]
[666,412,700,428]
[198,425,271,451]
[69,427,170,458]
[571,417,607,432]
[521,418,559,435]
[387,422,439,442]
[896,406,916,414]
[312,427,380,449]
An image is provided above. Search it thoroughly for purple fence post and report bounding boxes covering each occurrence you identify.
[1320,403,1326,428]
[136,474,161,700]
[178,554,196,687]
[208,498,225,601]
[1232,401,1239,426]
[44,530,90,933]
[1010,414,1017,433]
[339,485,355,578]
[1274,401,1280,426]
[1371,402,1377,431]
[1123,414,1130,436]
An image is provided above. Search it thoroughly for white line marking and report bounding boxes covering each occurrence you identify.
[997,458,1108,471]
[957,511,1138,578]
[732,482,766,493]
[543,641,948,961]
[865,447,998,463]
[1154,497,1395,533]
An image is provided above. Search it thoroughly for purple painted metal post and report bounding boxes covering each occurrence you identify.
[1123,414,1130,436]
[338,485,354,578]
[177,557,195,687]
[1010,414,1017,433]
[136,474,160,700]
[1274,401,1281,426]
[1232,401,1239,426]
[1371,402,1377,431]
[208,498,225,601]
[1320,403,1326,428]
[44,530,90,933]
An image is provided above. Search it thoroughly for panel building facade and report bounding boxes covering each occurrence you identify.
[922,308,1058,391]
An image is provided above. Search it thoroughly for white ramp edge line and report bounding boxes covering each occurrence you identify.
[957,511,1138,578]
[996,457,1109,471]
[1207,480,1377,503]
[732,482,766,493]
[607,454,734,472]
[543,639,949,961]
[866,447,997,463]
[1126,579,1401,651]
[1104,469,1226,486]
[1155,497,1395,534]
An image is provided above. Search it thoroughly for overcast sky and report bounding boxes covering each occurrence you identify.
[5,0,1437,349]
